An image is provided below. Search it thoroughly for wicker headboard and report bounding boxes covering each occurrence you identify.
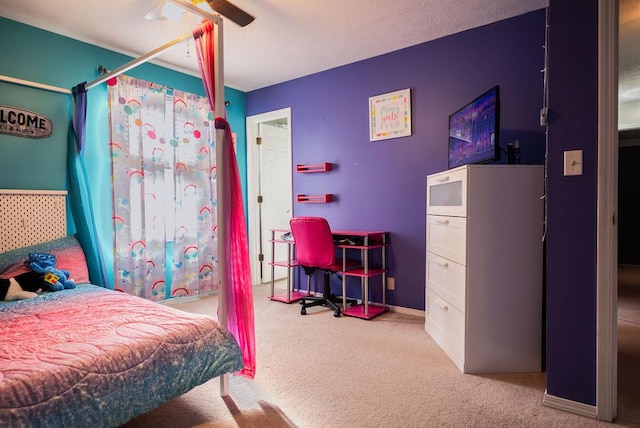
[0,189,67,253]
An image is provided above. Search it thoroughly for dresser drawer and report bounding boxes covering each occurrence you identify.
[426,252,466,313]
[425,288,465,370]
[426,215,466,265]
[426,167,467,217]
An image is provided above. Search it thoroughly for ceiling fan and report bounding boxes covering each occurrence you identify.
[156,0,254,27]
[203,0,254,27]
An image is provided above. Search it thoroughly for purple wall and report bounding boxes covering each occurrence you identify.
[545,0,598,405]
[247,10,547,310]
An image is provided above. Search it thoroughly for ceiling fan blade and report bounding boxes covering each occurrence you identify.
[206,0,254,27]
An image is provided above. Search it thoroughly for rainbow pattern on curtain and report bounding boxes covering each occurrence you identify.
[108,75,219,301]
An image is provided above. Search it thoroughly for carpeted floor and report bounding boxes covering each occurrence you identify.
[122,275,640,428]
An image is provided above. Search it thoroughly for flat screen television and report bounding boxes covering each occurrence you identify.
[447,86,500,169]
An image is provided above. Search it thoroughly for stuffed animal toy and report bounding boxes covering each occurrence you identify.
[28,252,76,291]
[0,271,49,301]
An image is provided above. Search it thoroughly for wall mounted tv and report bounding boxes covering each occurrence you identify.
[448,86,500,169]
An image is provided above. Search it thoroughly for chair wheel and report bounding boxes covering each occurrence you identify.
[301,308,306,315]
[333,311,341,317]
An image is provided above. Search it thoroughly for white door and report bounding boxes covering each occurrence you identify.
[246,108,293,286]
[259,122,292,283]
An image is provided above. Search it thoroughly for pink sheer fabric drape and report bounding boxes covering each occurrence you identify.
[193,20,256,379]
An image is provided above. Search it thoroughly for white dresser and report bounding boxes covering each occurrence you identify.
[425,164,544,373]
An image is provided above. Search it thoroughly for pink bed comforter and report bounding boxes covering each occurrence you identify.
[0,284,243,427]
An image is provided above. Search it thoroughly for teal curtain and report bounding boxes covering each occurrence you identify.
[67,82,110,288]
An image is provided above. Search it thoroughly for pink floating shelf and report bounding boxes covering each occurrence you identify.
[296,194,333,203]
[296,163,332,173]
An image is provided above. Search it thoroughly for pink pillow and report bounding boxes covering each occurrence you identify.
[51,245,90,284]
[0,237,91,284]
[0,261,30,279]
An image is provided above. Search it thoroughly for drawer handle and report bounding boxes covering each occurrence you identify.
[434,297,449,311]
[436,176,450,183]
[437,261,449,268]
[434,219,450,225]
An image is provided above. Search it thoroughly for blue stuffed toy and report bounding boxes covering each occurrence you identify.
[29,252,76,292]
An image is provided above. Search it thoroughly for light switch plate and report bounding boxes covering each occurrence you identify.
[564,150,583,176]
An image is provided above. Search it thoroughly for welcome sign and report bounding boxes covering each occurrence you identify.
[0,105,53,138]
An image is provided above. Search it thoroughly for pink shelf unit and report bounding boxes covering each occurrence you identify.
[334,230,389,320]
[296,194,333,203]
[269,290,311,304]
[342,303,388,320]
[268,229,306,303]
[296,163,332,173]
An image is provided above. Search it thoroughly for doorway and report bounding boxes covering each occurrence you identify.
[616,132,640,421]
[246,108,293,285]
[595,0,617,421]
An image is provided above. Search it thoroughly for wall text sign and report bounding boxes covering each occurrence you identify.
[369,88,412,142]
[0,105,53,139]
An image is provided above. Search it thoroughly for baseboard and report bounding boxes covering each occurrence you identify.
[542,390,597,419]
[305,290,426,318]
[386,304,425,318]
[163,286,426,318]
[160,291,217,306]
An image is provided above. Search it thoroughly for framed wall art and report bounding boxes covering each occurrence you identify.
[369,88,411,142]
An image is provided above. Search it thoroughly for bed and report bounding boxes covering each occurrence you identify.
[0,192,244,427]
[0,11,254,425]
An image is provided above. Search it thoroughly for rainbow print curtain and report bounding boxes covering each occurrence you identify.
[108,75,218,301]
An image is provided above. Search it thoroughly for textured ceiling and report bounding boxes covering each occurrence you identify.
[619,0,640,129]
[3,0,639,129]
[0,0,549,92]
[620,0,640,97]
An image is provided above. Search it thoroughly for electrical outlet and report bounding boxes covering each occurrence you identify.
[387,277,395,290]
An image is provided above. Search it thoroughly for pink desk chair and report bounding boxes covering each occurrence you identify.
[289,216,358,317]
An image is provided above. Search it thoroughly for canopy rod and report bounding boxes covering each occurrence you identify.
[86,31,192,89]
[0,74,72,95]
[85,0,222,90]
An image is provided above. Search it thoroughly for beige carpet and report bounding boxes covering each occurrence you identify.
[122,279,640,428]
